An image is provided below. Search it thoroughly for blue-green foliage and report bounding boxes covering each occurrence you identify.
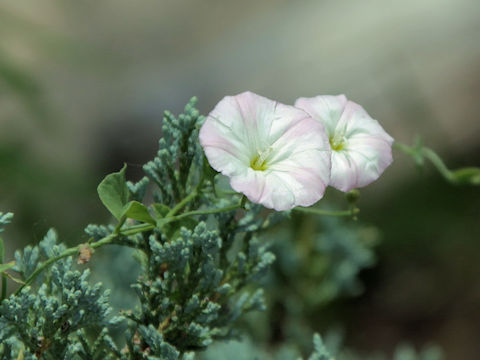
[200,334,443,360]
[107,98,278,356]
[0,99,445,359]
[143,97,204,207]
[272,216,378,307]
[313,217,378,302]
[1,229,121,359]
[85,224,114,242]
[336,343,443,360]
[233,215,381,355]
[127,177,150,203]
[130,218,275,352]
[136,325,179,359]
[306,334,334,360]
[200,334,333,360]
[36,98,276,358]
[390,344,443,360]
[0,212,13,234]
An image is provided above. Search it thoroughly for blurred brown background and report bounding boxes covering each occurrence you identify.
[0,1,479,358]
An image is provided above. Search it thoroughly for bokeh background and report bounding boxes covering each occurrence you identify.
[0,1,479,358]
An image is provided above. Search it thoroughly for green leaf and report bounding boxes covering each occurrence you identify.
[0,260,15,273]
[122,201,156,225]
[97,164,129,220]
[152,203,172,228]
[152,203,171,219]
[150,202,198,238]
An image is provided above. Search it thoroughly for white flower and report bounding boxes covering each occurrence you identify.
[199,91,331,211]
[295,95,393,192]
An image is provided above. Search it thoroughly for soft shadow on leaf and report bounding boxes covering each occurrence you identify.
[122,201,155,225]
[97,164,129,220]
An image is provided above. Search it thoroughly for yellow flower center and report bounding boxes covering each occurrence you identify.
[250,147,273,171]
[329,133,346,151]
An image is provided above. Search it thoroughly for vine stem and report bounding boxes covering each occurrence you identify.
[422,148,455,181]
[14,229,145,295]
[171,203,242,221]
[166,188,199,217]
[12,187,349,297]
[392,141,415,155]
[166,175,205,218]
[393,141,453,182]
[12,198,240,296]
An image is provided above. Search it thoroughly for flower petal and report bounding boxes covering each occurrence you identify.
[295,95,347,137]
[295,95,393,192]
[200,92,331,210]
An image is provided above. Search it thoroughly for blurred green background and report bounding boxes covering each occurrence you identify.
[0,1,479,358]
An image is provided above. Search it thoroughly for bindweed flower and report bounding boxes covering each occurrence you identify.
[199,91,331,211]
[295,95,393,192]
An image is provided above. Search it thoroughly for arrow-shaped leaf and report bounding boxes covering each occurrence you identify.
[122,201,156,225]
[97,164,129,220]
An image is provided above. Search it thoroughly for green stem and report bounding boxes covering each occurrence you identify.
[421,147,454,182]
[393,141,461,184]
[392,141,416,156]
[170,203,242,221]
[166,175,205,218]
[393,141,450,175]
[293,206,358,217]
[113,216,127,235]
[167,189,198,217]
[11,177,238,297]
[0,237,6,301]
[121,223,155,236]
[14,247,78,296]
[14,224,153,296]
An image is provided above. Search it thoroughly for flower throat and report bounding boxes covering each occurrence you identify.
[250,147,273,171]
[329,133,346,151]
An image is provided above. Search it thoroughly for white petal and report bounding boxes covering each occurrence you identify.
[346,134,393,188]
[295,95,347,137]
[327,152,355,192]
[200,92,331,210]
[295,95,393,192]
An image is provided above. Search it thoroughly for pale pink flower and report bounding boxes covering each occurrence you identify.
[199,91,331,211]
[295,95,393,192]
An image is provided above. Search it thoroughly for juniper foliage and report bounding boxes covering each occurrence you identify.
[0,99,281,359]
[200,334,443,360]
[1,230,121,359]
[0,98,453,359]
[0,212,13,234]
